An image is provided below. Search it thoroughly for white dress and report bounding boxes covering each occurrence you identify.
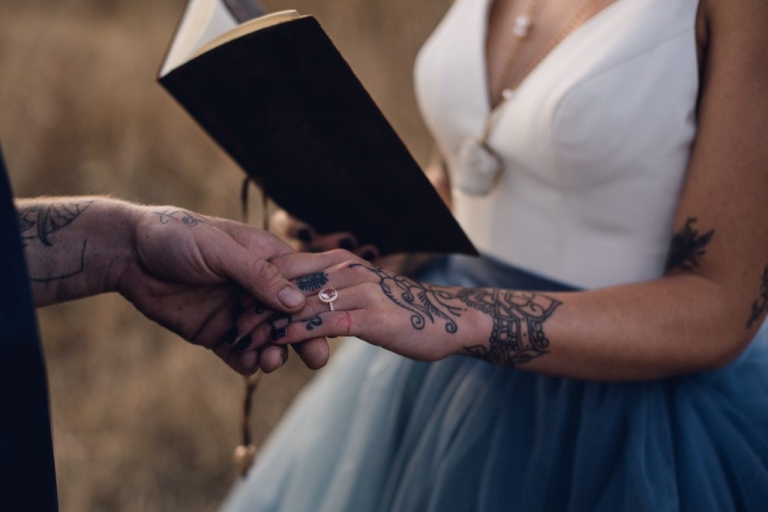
[222,1,768,510]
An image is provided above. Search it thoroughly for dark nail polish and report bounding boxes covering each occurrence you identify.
[235,336,251,351]
[222,325,239,346]
[270,327,287,341]
[338,238,355,251]
[362,250,376,262]
[297,228,313,243]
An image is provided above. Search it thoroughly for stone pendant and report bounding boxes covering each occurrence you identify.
[454,138,503,196]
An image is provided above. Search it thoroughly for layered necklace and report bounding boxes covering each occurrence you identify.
[454,0,602,196]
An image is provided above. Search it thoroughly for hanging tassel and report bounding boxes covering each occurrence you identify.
[234,177,269,477]
[234,372,262,477]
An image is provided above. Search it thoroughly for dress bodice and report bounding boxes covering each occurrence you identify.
[415,0,700,289]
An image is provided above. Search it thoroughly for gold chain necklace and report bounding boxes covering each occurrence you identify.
[454,0,602,196]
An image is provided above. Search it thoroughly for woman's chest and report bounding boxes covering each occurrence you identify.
[416,0,701,190]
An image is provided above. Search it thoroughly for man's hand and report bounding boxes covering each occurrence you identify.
[17,197,329,374]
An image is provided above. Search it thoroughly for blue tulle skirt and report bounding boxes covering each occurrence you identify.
[221,255,768,512]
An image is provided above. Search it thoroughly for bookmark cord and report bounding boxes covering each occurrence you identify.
[234,177,269,477]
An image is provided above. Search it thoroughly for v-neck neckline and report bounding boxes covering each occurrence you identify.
[480,0,626,112]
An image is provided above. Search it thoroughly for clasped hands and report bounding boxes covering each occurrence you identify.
[47,199,479,377]
[228,249,484,372]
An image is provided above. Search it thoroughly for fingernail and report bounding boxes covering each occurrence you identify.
[338,237,355,250]
[279,357,284,369]
[297,228,313,243]
[242,351,259,372]
[270,327,287,341]
[222,325,239,346]
[235,336,251,351]
[279,286,305,308]
[362,250,376,262]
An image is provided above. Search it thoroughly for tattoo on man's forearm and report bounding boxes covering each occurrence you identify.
[665,217,715,271]
[153,209,209,226]
[747,266,768,329]
[295,271,329,292]
[459,289,561,366]
[17,201,93,246]
[29,240,88,283]
[350,264,465,333]
[17,201,93,284]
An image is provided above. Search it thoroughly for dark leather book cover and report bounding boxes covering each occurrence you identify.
[159,16,477,257]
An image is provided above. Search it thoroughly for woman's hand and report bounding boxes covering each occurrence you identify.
[232,250,488,363]
[270,209,440,276]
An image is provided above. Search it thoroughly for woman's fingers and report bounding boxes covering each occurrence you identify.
[291,338,330,370]
[354,244,380,263]
[313,232,359,252]
[270,309,372,346]
[258,344,289,373]
[213,343,260,376]
[270,209,315,249]
[247,283,381,348]
[273,249,369,282]
[270,209,367,252]
[239,290,360,351]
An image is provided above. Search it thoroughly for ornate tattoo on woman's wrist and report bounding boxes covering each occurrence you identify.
[665,217,715,272]
[747,266,768,329]
[459,289,561,366]
[350,264,561,368]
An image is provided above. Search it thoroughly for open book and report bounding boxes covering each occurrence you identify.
[158,0,477,256]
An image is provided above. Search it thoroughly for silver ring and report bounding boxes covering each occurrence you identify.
[318,287,338,311]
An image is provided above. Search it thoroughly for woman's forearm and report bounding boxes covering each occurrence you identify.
[15,197,140,307]
[451,275,755,381]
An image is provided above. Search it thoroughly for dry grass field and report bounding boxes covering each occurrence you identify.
[0,0,450,509]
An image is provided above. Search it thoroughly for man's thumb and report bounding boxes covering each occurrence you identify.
[230,250,306,312]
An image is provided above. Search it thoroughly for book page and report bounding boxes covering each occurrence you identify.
[161,0,238,76]
[192,10,301,60]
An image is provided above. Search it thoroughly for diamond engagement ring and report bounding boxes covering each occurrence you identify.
[318,287,339,311]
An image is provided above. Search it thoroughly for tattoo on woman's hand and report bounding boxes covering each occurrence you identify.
[295,271,329,292]
[350,264,562,368]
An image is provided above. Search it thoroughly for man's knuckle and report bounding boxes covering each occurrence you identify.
[251,258,280,284]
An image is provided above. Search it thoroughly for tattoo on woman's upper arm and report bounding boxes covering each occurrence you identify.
[747,266,768,329]
[665,217,715,272]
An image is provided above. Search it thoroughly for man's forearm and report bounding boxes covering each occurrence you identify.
[15,197,140,306]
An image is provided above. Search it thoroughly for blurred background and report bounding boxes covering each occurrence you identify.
[0,0,450,509]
